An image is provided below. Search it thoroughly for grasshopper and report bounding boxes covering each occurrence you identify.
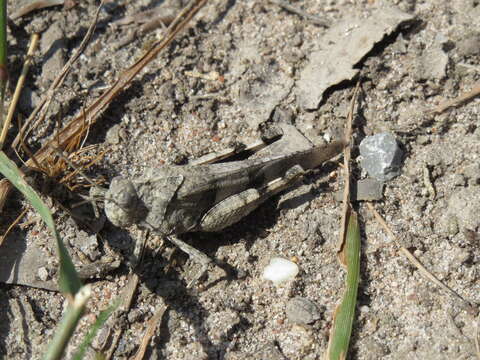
[104,132,346,285]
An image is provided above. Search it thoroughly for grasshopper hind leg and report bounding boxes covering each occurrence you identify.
[199,165,306,232]
[169,165,305,288]
[166,235,214,288]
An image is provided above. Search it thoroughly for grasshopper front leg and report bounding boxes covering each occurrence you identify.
[199,165,306,232]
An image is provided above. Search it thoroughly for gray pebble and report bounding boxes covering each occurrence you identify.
[359,133,403,182]
[37,267,49,282]
[334,178,384,201]
[105,124,122,145]
[415,47,448,81]
[286,296,321,325]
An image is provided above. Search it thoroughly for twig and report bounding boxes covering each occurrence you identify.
[102,273,140,359]
[0,33,39,149]
[431,81,480,114]
[132,303,168,360]
[10,0,65,20]
[268,0,330,27]
[337,81,360,253]
[366,202,477,315]
[0,207,28,246]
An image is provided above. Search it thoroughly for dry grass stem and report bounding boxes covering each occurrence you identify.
[132,303,168,360]
[366,202,477,315]
[0,0,208,211]
[0,33,39,149]
[10,0,67,20]
[337,81,360,253]
[432,81,480,114]
[12,1,103,150]
[102,274,140,358]
[0,207,28,246]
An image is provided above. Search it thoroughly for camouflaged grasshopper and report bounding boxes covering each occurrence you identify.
[105,140,345,235]
[104,133,346,285]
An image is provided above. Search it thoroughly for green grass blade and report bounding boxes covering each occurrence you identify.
[0,151,81,295]
[43,285,91,360]
[0,0,7,128]
[72,299,120,360]
[326,211,361,360]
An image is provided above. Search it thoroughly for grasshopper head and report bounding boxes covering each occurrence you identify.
[105,177,139,227]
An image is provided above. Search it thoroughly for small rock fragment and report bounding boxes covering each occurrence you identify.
[0,235,57,291]
[37,267,49,281]
[286,297,321,324]
[68,230,100,262]
[262,257,299,285]
[415,47,448,80]
[334,178,384,201]
[256,123,312,157]
[360,133,403,182]
[105,124,122,145]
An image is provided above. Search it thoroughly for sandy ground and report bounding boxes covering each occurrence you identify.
[1,0,479,359]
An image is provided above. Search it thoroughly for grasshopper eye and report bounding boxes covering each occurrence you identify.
[105,177,138,227]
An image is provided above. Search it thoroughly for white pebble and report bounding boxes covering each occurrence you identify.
[262,257,299,285]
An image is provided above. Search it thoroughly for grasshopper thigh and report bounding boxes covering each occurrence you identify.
[198,165,306,232]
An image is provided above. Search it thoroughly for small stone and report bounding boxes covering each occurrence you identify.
[415,47,448,81]
[127,309,143,323]
[359,133,403,182]
[285,296,322,325]
[262,257,299,285]
[105,124,122,145]
[37,267,49,281]
[69,231,100,261]
[417,135,430,145]
[334,178,384,201]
